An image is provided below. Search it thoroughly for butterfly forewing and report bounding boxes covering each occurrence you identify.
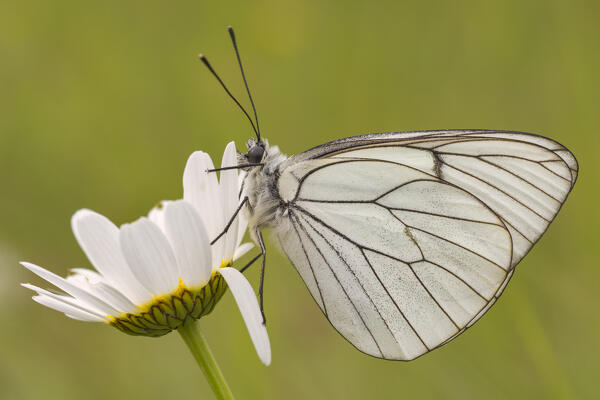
[275,130,577,360]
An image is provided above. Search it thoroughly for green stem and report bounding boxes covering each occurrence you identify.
[178,321,235,400]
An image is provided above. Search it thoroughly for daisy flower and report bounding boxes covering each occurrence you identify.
[21,142,270,368]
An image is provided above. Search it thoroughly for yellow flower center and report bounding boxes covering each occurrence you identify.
[109,262,231,337]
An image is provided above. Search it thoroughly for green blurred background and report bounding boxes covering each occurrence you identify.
[1,1,598,399]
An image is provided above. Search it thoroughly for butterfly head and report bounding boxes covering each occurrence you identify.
[243,138,267,164]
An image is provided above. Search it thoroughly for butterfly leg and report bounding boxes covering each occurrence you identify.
[210,196,249,245]
[206,163,264,172]
[256,230,267,325]
[239,252,262,273]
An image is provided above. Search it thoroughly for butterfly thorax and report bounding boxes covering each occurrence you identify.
[240,139,288,234]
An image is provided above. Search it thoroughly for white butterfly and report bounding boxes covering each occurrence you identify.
[203,28,578,361]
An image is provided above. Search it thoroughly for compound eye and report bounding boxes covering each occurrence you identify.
[247,145,265,163]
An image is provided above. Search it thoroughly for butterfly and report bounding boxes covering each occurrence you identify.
[202,27,578,360]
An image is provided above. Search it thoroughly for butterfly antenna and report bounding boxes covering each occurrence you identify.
[198,54,259,139]
[228,26,261,142]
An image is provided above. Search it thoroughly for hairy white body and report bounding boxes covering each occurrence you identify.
[240,140,289,239]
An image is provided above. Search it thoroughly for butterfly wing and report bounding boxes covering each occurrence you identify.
[274,130,577,360]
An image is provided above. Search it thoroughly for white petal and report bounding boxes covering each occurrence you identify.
[33,295,106,322]
[91,282,138,313]
[70,268,104,282]
[20,262,118,316]
[237,170,248,250]
[147,201,172,232]
[236,211,249,250]
[233,243,254,261]
[66,273,91,286]
[220,142,241,261]
[219,267,271,365]
[71,209,152,305]
[235,157,249,251]
[22,283,107,321]
[183,151,224,266]
[65,313,103,322]
[163,201,212,288]
[119,217,179,296]
[67,276,138,314]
